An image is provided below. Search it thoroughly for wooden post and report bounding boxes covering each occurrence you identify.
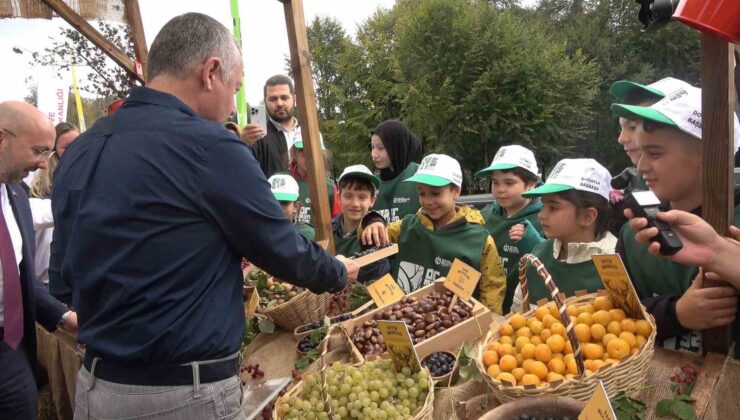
[124,0,148,81]
[281,0,335,253]
[700,33,735,354]
[40,0,144,84]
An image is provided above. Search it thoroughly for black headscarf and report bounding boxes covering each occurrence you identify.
[371,120,423,181]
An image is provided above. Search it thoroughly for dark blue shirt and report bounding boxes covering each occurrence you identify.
[49,87,346,364]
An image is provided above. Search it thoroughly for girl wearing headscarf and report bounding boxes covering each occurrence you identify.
[370,120,423,222]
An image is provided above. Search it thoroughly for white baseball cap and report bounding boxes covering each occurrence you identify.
[612,85,740,153]
[404,154,463,187]
[522,158,612,201]
[338,164,381,189]
[292,130,326,150]
[268,173,300,202]
[609,77,691,101]
[475,145,539,178]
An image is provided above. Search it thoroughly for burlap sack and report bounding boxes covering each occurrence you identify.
[704,356,740,419]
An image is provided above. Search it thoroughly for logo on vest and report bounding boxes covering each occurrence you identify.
[434,256,452,268]
[397,261,439,293]
[503,244,520,254]
[393,197,411,204]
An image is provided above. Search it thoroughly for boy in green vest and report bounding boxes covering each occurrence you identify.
[290,134,341,225]
[475,145,544,313]
[612,85,740,354]
[332,165,390,283]
[268,174,315,240]
[360,154,507,314]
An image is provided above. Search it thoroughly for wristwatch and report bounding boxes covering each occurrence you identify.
[57,311,72,328]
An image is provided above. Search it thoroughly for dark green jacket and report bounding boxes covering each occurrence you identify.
[373,163,420,222]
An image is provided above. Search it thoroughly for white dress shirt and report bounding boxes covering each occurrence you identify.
[0,184,24,326]
[29,197,54,284]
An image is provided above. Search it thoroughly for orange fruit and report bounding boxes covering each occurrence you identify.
[516,326,532,338]
[515,335,530,348]
[540,328,552,342]
[526,317,537,327]
[580,304,596,314]
[530,336,543,346]
[547,372,565,383]
[593,296,614,311]
[512,367,526,383]
[576,312,594,326]
[535,344,552,363]
[620,318,637,334]
[530,361,549,380]
[602,333,618,347]
[482,350,499,366]
[635,320,653,337]
[604,358,619,367]
[564,340,574,354]
[590,359,607,371]
[566,305,580,317]
[565,373,575,381]
[521,373,541,387]
[498,343,515,357]
[542,314,559,329]
[609,309,626,322]
[550,323,566,337]
[499,354,518,372]
[592,310,611,326]
[515,353,525,366]
[535,307,549,321]
[487,364,501,378]
[497,372,516,385]
[547,358,566,375]
[563,353,575,364]
[522,359,535,373]
[607,338,630,360]
[520,343,536,360]
[500,323,514,336]
[631,347,639,355]
[619,331,638,349]
[552,352,564,360]
[529,320,544,335]
[574,323,592,342]
[565,358,579,375]
[583,343,605,360]
[509,314,526,330]
[488,341,501,353]
[635,335,647,349]
[546,334,566,353]
[590,324,607,342]
[607,321,622,335]
[500,336,513,345]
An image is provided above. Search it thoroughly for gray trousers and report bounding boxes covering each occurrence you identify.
[73,362,247,420]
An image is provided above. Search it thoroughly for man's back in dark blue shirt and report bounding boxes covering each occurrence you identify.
[50,87,346,364]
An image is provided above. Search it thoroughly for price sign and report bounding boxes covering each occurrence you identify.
[377,320,421,373]
[443,259,481,301]
[578,380,617,420]
[367,274,405,309]
[592,254,647,320]
[244,286,260,319]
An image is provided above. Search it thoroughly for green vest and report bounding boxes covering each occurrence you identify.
[297,177,335,226]
[482,200,544,313]
[296,223,315,241]
[373,163,421,223]
[524,240,603,304]
[392,214,490,293]
[334,225,361,257]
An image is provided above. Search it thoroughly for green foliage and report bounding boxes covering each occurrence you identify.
[302,0,700,189]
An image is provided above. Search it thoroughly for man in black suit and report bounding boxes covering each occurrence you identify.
[0,101,77,419]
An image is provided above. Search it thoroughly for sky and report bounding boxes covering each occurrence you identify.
[0,0,397,105]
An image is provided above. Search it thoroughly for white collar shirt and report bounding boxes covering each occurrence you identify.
[269,117,300,151]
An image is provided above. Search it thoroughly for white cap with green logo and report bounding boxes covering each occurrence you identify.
[404,154,462,187]
[522,158,612,201]
[268,174,300,202]
[475,145,538,178]
[609,77,691,101]
[338,164,381,189]
[292,130,326,150]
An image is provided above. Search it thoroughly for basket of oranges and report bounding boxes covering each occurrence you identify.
[475,254,656,402]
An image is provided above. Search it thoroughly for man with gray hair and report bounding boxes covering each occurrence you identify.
[50,13,357,419]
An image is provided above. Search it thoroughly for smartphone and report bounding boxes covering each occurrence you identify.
[249,105,267,130]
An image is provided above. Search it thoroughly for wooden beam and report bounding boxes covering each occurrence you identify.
[282,0,335,253]
[40,0,144,84]
[700,33,735,354]
[124,0,148,81]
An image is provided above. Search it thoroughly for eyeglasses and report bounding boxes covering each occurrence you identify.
[2,127,56,161]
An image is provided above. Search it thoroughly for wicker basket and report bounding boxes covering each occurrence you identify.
[272,358,435,419]
[262,289,333,331]
[476,254,656,403]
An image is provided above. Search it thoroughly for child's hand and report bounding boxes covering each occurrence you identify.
[509,224,526,242]
[361,221,389,248]
[676,270,738,330]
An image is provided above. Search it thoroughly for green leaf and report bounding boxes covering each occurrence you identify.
[672,401,697,420]
[257,318,275,334]
[656,399,674,417]
[676,395,696,403]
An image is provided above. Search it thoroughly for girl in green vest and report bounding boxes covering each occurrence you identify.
[289,135,341,226]
[370,120,422,222]
[360,154,508,314]
[267,173,315,240]
[510,159,617,311]
[476,145,544,314]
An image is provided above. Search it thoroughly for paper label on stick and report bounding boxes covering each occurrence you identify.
[367,274,405,309]
[244,287,260,319]
[578,380,617,420]
[591,254,647,320]
[377,320,421,373]
[443,259,481,301]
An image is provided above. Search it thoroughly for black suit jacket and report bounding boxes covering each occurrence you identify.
[6,184,66,371]
[249,120,289,179]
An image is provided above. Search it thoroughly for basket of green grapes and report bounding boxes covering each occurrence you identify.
[273,358,434,419]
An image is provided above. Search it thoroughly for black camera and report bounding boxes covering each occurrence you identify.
[624,190,683,255]
[637,0,681,32]
[611,167,644,194]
